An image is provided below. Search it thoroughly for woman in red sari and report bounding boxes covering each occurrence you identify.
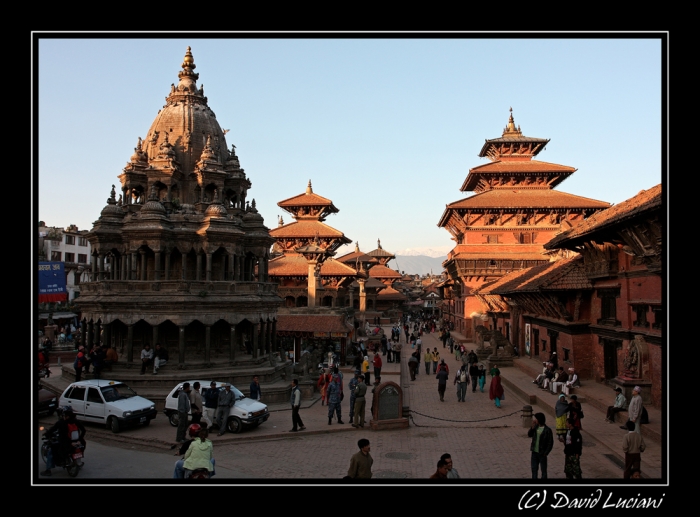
[568,394,583,430]
[489,371,504,408]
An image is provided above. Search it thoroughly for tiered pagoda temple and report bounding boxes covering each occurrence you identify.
[437,109,610,339]
[75,47,282,367]
[268,181,357,308]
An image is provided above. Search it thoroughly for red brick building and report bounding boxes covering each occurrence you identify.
[438,109,610,338]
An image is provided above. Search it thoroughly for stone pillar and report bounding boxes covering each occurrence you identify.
[131,252,138,280]
[154,251,162,281]
[230,325,237,361]
[87,321,94,349]
[91,255,97,281]
[307,260,318,307]
[121,254,128,281]
[94,321,102,347]
[271,319,277,353]
[196,253,202,281]
[164,251,171,281]
[80,320,87,349]
[259,320,267,356]
[358,279,367,312]
[205,325,211,363]
[252,322,259,359]
[179,326,186,364]
[263,320,270,354]
[228,253,234,281]
[140,250,147,281]
[181,253,187,280]
[206,252,212,282]
[126,324,134,363]
[152,324,159,348]
[103,323,112,350]
[98,253,105,281]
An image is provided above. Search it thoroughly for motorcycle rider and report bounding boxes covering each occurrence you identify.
[173,423,216,478]
[41,406,86,476]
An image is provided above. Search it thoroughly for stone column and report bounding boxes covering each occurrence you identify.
[230,325,237,361]
[121,254,128,281]
[271,319,277,353]
[252,322,259,359]
[181,253,187,280]
[154,251,162,281]
[140,250,147,281]
[131,252,138,280]
[205,252,212,282]
[164,251,171,281]
[179,325,186,364]
[80,320,87,349]
[358,279,367,312]
[228,253,234,281]
[152,324,159,348]
[103,323,112,350]
[258,320,267,356]
[87,321,94,349]
[205,325,211,363]
[98,253,106,281]
[196,253,202,281]
[126,324,134,363]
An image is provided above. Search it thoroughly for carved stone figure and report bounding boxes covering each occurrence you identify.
[623,342,640,377]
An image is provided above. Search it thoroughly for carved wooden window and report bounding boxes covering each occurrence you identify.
[651,305,663,331]
[632,305,649,328]
[65,235,75,245]
[597,288,621,326]
[520,233,532,244]
[487,234,499,244]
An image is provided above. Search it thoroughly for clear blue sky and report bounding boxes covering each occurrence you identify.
[35,34,664,257]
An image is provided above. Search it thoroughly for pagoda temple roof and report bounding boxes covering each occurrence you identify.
[442,189,611,212]
[481,255,591,295]
[268,254,358,277]
[545,184,662,249]
[460,160,576,191]
[277,180,338,211]
[377,286,408,300]
[269,220,351,243]
[368,264,402,279]
[367,239,395,260]
[336,243,379,265]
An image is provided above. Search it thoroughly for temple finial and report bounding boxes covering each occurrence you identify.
[355,241,359,253]
[306,180,313,194]
[182,46,196,71]
[377,238,382,249]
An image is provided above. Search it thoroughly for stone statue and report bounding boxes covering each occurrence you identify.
[623,342,639,377]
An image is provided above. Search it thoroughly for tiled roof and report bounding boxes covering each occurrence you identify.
[377,286,408,300]
[269,220,351,241]
[368,264,402,278]
[268,254,358,277]
[469,160,575,174]
[335,251,378,264]
[276,314,353,333]
[449,251,550,261]
[277,191,337,208]
[363,277,386,289]
[545,184,662,249]
[485,255,592,295]
[444,189,611,210]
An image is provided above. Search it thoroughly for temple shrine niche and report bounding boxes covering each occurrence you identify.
[75,47,282,372]
[437,108,610,339]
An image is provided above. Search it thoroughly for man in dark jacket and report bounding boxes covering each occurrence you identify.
[436,364,449,402]
[528,412,554,479]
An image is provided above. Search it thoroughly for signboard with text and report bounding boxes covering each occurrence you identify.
[38,262,67,302]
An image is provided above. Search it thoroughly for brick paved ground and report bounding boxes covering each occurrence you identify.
[36,324,664,482]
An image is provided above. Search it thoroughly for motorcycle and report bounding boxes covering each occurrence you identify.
[40,429,85,477]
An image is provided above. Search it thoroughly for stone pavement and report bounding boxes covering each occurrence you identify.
[36,324,664,480]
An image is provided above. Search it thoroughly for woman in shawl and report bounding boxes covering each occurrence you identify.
[477,364,486,393]
[489,369,504,407]
[317,369,328,406]
[568,394,583,430]
[555,393,570,441]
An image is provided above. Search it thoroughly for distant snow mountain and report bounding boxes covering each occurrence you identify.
[388,255,446,276]
[395,246,453,258]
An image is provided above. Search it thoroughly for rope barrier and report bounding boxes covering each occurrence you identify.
[409,408,521,427]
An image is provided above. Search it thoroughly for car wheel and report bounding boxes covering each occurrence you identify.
[109,416,120,434]
[227,416,243,434]
[168,412,179,427]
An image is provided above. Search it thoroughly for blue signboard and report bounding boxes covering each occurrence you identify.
[38,261,67,302]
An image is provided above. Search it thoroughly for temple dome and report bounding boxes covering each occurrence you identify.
[140,47,230,174]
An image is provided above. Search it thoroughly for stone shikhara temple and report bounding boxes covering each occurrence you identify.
[76,47,282,365]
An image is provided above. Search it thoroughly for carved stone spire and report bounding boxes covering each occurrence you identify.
[355,241,360,253]
[377,238,382,249]
[502,107,523,138]
[306,180,313,194]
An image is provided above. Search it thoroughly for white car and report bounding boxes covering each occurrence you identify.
[59,380,157,433]
[163,381,269,434]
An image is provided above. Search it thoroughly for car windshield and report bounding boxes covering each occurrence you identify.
[101,384,137,402]
[223,385,245,400]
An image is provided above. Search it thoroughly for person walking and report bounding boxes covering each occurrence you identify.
[362,356,371,386]
[469,362,479,393]
[477,363,486,393]
[372,353,382,384]
[215,383,234,436]
[408,352,419,381]
[189,381,204,424]
[424,348,432,375]
[555,393,569,441]
[489,369,504,407]
[625,386,644,434]
[528,412,554,479]
[436,362,449,402]
[606,387,627,423]
[568,394,583,430]
[249,375,262,401]
[347,438,373,479]
[202,381,218,428]
[348,371,360,424]
[431,348,440,374]
[176,382,191,443]
[352,375,368,428]
[622,419,646,478]
[73,345,86,382]
[289,379,306,432]
[393,342,402,365]
[563,417,583,480]
[327,374,344,425]
[454,364,468,402]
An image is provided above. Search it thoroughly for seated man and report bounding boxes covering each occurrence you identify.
[541,363,556,390]
[533,362,549,386]
[605,387,627,423]
[551,367,569,394]
[104,345,119,367]
[564,367,580,393]
[140,343,154,375]
[153,343,169,374]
